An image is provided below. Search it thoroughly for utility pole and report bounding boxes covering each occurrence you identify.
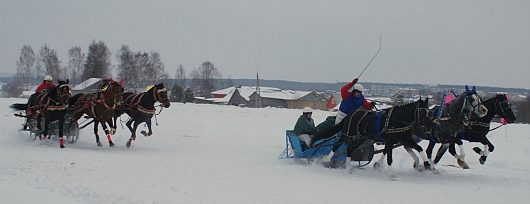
[255,72,262,108]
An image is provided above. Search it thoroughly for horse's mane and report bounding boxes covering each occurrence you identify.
[384,100,421,111]
[146,83,164,93]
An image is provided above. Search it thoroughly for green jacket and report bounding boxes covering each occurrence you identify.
[293,114,316,135]
[315,116,342,138]
[316,116,336,131]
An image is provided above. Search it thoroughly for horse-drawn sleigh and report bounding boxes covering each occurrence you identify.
[12,78,170,149]
[280,86,510,178]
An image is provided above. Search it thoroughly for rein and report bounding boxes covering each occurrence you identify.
[344,102,427,140]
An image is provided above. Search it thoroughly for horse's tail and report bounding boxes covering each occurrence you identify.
[10,103,28,111]
[69,93,84,107]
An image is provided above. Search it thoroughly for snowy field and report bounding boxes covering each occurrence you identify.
[1,97,530,204]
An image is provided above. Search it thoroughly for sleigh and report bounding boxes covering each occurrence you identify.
[279,130,376,168]
[15,111,80,144]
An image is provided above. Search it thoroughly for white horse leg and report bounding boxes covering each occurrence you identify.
[478,144,490,164]
[346,157,354,174]
[405,147,420,170]
[456,144,470,169]
[419,150,440,174]
[482,144,490,157]
[388,164,399,180]
[373,151,386,169]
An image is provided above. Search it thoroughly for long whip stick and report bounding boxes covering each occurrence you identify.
[357,35,383,78]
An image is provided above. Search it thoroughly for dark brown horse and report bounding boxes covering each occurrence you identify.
[11,80,71,148]
[68,79,124,147]
[112,83,170,148]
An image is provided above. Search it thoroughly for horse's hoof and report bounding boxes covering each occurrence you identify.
[60,144,65,148]
[373,162,381,169]
[423,161,432,169]
[126,141,132,148]
[479,156,487,165]
[431,169,440,174]
[457,158,470,169]
[388,174,399,181]
[473,147,482,155]
[414,163,424,172]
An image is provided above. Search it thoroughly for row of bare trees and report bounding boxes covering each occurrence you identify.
[116,45,168,89]
[5,40,231,99]
[514,98,530,123]
[4,41,169,97]
[171,61,233,100]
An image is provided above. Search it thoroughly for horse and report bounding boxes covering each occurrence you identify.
[68,79,124,147]
[112,83,170,148]
[11,80,71,148]
[426,93,516,165]
[417,85,488,169]
[338,98,434,177]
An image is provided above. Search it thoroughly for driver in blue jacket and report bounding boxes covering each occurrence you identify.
[335,78,375,124]
[324,78,375,163]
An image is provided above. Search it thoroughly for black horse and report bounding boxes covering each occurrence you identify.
[112,83,170,148]
[338,98,434,177]
[68,79,124,147]
[11,80,71,148]
[427,93,516,165]
[417,86,488,169]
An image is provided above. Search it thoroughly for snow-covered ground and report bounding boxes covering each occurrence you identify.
[1,97,529,204]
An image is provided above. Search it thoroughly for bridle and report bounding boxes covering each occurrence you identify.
[412,103,432,133]
[152,86,168,103]
[464,92,487,120]
[96,82,123,110]
[494,96,512,119]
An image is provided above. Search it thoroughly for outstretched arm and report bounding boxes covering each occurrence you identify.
[361,99,375,110]
[340,78,358,99]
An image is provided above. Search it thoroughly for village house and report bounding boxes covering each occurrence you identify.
[209,86,331,110]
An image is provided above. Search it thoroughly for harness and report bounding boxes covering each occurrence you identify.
[124,93,157,115]
[30,87,69,116]
[343,103,427,144]
[82,84,119,119]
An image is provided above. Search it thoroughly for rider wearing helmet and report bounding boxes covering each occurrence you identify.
[24,75,56,129]
[323,78,375,163]
[35,75,56,94]
[293,107,317,146]
[335,78,375,124]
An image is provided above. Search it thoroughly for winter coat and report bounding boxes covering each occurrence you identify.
[35,82,56,93]
[293,114,316,135]
[317,116,344,136]
[338,82,372,114]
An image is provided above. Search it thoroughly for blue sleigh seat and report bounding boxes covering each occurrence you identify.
[281,130,347,165]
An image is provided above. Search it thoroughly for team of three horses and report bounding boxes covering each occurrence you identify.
[330,85,515,178]
[13,79,170,149]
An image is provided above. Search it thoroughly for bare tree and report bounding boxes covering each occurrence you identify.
[175,64,186,88]
[67,46,85,84]
[82,40,111,80]
[1,76,23,97]
[15,45,36,89]
[190,61,221,97]
[116,45,137,88]
[144,52,168,84]
[135,51,149,88]
[36,45,61,81]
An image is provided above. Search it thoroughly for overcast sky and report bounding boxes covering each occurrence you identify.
[1,0,529,88]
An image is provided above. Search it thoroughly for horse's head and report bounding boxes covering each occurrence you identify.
[56,79,71,104]
[464,85,488,119]
[412,97,434,135]
[151,83,170,108]
[493,94,516,123]
[101,79,125,105]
